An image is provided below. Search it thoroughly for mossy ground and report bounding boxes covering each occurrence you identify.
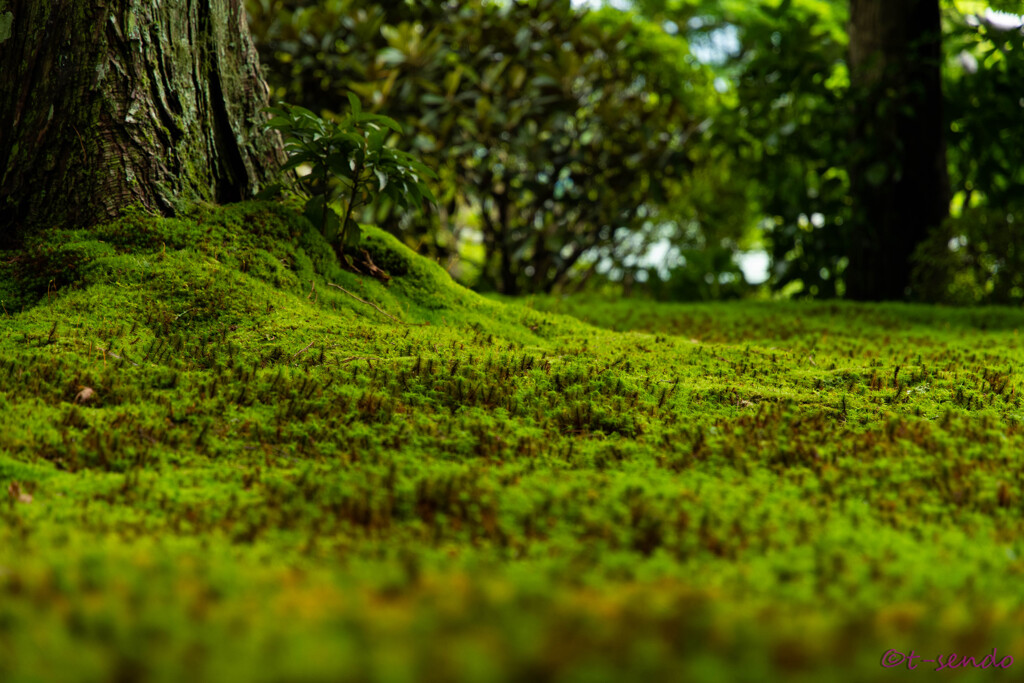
[2,202,1024,682]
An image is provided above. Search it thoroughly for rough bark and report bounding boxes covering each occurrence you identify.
[845,0,950,300]
[0,0,284,246]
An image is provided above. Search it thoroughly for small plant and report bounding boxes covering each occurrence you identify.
[264,94,436,266]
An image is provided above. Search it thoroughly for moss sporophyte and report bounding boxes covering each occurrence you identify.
[3,203,1024,681]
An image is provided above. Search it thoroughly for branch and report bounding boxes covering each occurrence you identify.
[290,340,315,360]
[550,243,589,293]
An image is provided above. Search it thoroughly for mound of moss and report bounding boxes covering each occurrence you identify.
[2,203,1024,682]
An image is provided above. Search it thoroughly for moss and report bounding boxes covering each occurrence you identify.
[3,203,1024,682]
[0,11,13,44]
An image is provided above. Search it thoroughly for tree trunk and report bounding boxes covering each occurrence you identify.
[496,193,519,296]
[0,0,284,247]
[845,0,950,301]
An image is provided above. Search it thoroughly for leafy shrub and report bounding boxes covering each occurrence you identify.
[264,94,436,266]
[914,206,1024,305]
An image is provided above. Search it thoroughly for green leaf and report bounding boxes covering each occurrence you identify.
[344,219,363,247]
[254,183,284,201]
[381,184,401,205]
[265,116,294,130]
[329,131,365,150]
[347,92,362,117]
[282,151,320,168]
[370,114,404,134]
[327,153,357,180]
[416,181,438,205]
[378,48,406,68]
[281,103,321,125]
[375,168,388,192]
[302,196,341,242]
[404,182,423,205]
[366,128,389,152]
[421,93,447,106]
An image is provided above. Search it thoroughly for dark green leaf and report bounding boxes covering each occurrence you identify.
[347,92,362,117]
[344,220,363,247]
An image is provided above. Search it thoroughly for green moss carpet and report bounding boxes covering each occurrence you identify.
[1,202,1022,682]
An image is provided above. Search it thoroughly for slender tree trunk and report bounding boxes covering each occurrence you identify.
[844,0,950,300]
[496,193,519,296]
[0,0,283,247]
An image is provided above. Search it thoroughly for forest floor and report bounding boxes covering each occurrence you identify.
[1,201,1023,682]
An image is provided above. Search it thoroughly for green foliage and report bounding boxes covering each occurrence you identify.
[911,4,1024,304]
[247,0,1024,302]
[631,0,1024,303]
[264,95,436,263]
[247,0,731,295]
[914,205,1024,305]
[244,0,434,110]
[730,1,851,298]
[641,0,852,298]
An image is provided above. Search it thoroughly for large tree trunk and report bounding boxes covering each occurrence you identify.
[845,0,950,301]
[0,0,284,247]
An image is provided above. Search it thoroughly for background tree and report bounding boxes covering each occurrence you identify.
[0,0,283,247]
[247,0,739,295]
[631,0,1021,302]
[844,0,950,300]
[913,4,1024,303]
[248,0,1022,301]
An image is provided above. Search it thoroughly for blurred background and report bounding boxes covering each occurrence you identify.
[245,0,1024,304]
